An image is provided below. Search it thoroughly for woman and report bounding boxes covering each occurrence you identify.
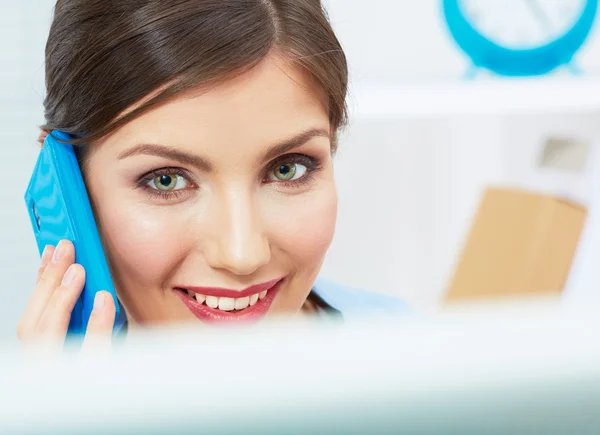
[18,0,407,348]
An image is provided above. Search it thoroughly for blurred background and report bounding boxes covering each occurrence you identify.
[3,1,600,343]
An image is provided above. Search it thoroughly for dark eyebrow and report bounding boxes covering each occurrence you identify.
[117,128,330,169]
[118,144,212,171]
[263,128,330,162]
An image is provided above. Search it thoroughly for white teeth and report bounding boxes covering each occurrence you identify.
[218,297,235,311]
[249,294,259,306]
[205,296,219,309]
[186,291,268,311]
[235,296,250,310]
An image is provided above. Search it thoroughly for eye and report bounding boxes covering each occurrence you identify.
[147,172,189,191]
[268,163,308,182]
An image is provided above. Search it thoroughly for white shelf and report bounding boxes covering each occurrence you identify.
[349,77,600,120]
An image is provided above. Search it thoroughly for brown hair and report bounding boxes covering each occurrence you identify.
[41,0,348,156]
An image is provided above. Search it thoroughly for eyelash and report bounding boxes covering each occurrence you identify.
[137,167,194,201]
[264,154,323,188]
[136,154,323,201]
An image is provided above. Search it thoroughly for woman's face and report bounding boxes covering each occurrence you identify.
[83,54,338,326]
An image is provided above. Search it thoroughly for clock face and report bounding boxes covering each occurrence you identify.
[459,0,587,49]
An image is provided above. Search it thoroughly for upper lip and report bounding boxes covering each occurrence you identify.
[176,277,283,299]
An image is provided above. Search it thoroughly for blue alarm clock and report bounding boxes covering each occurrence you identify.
[442,0,598,77]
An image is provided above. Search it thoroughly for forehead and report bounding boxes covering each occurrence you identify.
[97,54,329,156]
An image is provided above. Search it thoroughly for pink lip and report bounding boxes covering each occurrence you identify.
[176,278,283,299]
[173,278,283,324]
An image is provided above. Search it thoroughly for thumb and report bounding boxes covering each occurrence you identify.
[82,291,116,352]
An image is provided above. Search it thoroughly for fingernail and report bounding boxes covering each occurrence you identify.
[52,240,66,263]
[41,245,53,265]
[94,292,106,311]
[61,265,76,286]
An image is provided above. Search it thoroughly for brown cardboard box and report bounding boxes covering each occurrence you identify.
[445,187,587,303]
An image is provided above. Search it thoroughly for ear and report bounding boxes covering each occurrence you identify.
[38,129,49,147]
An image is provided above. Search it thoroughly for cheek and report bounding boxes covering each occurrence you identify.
[266,184,338,266]
[96,200,189,286]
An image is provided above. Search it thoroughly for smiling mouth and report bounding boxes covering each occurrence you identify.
[173,278,283,323]
[182,289,270,310]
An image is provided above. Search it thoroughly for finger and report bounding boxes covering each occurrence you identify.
[35,245,55,285]
[19,246,54,340]
[36,263,86,339]
[19,240,76,337]
[82,291,116,353]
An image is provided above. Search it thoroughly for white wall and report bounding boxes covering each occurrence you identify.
[1,1,600,344]
[1,1,53,343]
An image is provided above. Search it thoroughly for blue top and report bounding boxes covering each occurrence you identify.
[312,277,410,319]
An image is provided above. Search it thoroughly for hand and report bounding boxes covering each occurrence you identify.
[17,240,116,352]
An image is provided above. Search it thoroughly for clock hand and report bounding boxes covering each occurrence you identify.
[523,0,554,34]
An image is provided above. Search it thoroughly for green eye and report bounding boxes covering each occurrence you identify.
[149,173,188,191]
[155,174,177,191]
[269,163,307,182]
[274,163,296,181]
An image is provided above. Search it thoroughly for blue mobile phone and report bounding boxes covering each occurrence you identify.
[24,130,125,336]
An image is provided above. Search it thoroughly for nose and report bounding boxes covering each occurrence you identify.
[204,191,271,276]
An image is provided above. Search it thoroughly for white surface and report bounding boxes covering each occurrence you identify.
[1,302,600,433]
[350,78,600,119]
